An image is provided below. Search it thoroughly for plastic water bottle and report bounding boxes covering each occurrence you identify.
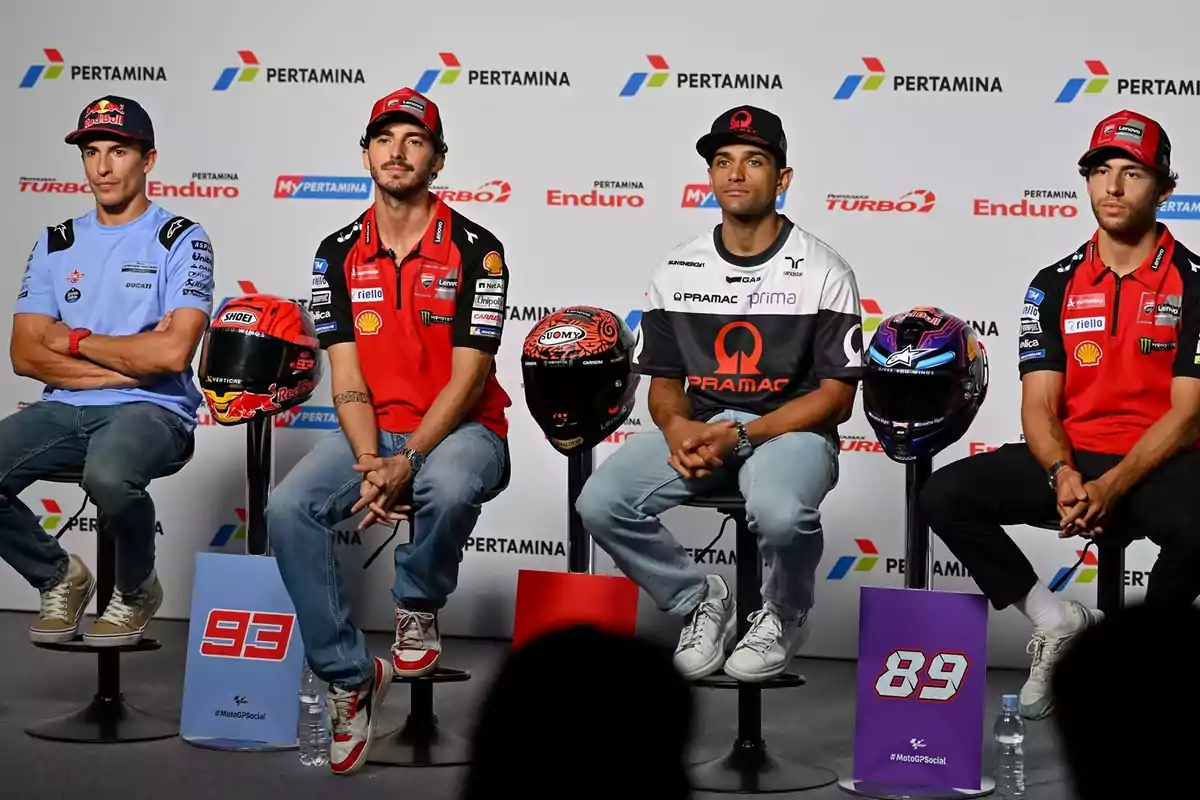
[993,693,1026,798]
[298,663,330,767]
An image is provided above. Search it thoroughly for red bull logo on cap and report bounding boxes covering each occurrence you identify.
[83,99,125,130]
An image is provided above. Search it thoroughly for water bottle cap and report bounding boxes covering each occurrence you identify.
[1001,694,1018,711]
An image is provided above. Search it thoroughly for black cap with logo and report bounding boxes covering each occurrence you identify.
[64,95,155,149]
[696,106,787,167]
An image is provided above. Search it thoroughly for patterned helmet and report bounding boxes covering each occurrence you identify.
[199,294,322,425]
[861,307,988,462]
[522,306,639,455]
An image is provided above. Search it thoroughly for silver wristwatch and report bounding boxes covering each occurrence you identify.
[733,422,753,458]
[399,447,426,474]
[1047,460,1071,489]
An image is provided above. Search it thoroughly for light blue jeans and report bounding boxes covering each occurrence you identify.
[264,422,507,688]
[575,410,839,618]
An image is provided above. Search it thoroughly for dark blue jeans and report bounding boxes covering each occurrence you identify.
[0,401,191,594]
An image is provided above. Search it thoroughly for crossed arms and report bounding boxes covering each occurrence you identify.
[10,309,210,390]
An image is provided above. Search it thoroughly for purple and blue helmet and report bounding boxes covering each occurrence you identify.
[861,307,989,462]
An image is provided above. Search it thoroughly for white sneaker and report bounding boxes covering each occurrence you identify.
[391,608,441,677]
[1019,600,1103,719]
[673,574,735,680]
[724,602,810,682]
[328,656,393,775]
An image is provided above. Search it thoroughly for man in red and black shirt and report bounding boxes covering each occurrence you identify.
[922,110,1200,720]
[265,88,511,775]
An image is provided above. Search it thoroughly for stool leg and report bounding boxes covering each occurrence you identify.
[25,520,176,743]
[367,680,471,767]
[1097,542,1125,618]
[690,511,838,793]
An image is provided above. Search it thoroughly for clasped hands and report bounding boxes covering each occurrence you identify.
[351,454,414,530]
[1054,466,1122,539]
[664,418,741,480]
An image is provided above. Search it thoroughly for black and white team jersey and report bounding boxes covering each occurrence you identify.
[636,217,864,421]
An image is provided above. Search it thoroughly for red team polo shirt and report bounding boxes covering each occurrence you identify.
[310,196,511,437]
[1018,224,1200,455]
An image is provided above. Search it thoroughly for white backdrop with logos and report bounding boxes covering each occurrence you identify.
[3,0,1196,668]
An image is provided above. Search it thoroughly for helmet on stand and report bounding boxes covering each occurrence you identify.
[199,294,322,425]
[861,306,988,462]
[522,306,639,455]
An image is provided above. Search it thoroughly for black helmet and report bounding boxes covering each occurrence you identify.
[861,306,988,462]
[199,294,322,425]
[522,306,639,455]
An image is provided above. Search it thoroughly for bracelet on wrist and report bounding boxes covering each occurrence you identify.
[357,452,378,462]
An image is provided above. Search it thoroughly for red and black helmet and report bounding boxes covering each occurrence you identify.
[199,294,322,425]
[521,306,639,455]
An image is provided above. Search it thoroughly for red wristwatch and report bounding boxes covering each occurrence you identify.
[68,328,92,356]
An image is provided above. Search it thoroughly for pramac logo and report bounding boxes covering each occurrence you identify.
[688,321,787,393]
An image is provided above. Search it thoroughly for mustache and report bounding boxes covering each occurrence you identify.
[380,160,413,171]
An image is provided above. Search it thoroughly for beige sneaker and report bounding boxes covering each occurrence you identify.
[30,554,96,644]
[83,572,163,647]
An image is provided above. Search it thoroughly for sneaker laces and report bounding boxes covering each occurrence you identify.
[679,600,724,651]
[97,592,139,626]
[327,686,358,740]
[394,609,435,651]
[40,581,72,621]
[1026,631,1060,683]
[739,608,784,655]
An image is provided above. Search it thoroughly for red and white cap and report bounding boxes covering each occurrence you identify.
[1079,109,1171,175]
[362,87,445,152]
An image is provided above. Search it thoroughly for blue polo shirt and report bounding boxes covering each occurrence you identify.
[15,203,215,428]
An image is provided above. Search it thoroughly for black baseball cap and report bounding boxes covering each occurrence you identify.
[696,106,787,167]
[64,95,155,149]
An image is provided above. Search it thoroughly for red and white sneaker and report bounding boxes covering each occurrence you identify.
[327,656,393,775]
[392,607,441,677]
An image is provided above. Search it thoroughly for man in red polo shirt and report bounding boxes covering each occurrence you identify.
[921,109,1200,720]
[265,87,511,775]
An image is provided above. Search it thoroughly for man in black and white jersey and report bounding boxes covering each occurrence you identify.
[577,106,863,683]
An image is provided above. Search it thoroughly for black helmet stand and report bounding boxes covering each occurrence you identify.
[566,448,595,574]
[838,456,995,799]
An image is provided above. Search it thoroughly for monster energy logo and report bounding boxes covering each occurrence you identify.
[1139,337,1176,355]
[420,310,454,326]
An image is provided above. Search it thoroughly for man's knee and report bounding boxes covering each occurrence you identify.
[80,466,144,514]
[919,462,970,531]
[747,496,821,548]
[574,466,633,538]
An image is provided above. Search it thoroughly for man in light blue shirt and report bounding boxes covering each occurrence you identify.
[2,96,214,647]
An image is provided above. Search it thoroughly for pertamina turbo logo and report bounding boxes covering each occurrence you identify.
[827,189,936,213]
[432,180,511,203]
[20,172,239,199]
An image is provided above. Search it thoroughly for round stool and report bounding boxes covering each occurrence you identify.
[26,436,195,743]
[367,667,472,767]
[683,488,838,794]
[1031,519,1138,616]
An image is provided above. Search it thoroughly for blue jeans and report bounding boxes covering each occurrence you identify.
[0,400,191,593]
[265,423,508,688]
[575,410,839,618]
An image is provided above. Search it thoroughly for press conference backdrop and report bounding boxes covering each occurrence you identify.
[2,0,1191,668]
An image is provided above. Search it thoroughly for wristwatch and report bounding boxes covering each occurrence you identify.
[732,421,753,458]
[398,446,426,474]
[68,328,92,357]
[1047,460,1072,489]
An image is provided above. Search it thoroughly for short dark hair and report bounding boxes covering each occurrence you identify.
[1078,161,1178,193]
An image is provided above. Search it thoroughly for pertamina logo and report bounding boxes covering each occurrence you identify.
[862,298,885,334]
[826,190,936,213]
[19,47,166,88]
[827,538,970,580]
[1049,549,1098,591]
[688,321,783,394]
[414,51,568,92]
[213,50,364,91]
[833,57,1001,100]
[974,189,1079,218]
[432,180,511,203]
[547,181,644,208]
[274,175,372,200]
[1057,59,1200,102]
[272,405,340,430]
[1158,194,1200,220]
[682,184,787,209]
[19,172,239,198]
[38,497,161,537]
[619,54,782,97]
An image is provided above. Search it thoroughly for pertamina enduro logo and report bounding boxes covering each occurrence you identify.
[826,189,936,213]
[414,51,568,91]
[973,189,1079,218]
[213,50,365,91]
[833,57,1002,100]
[432,181,511,203]
[547,181,644,208]
[19,47,166,88]
[620,54,781,97]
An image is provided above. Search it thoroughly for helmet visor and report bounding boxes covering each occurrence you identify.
[863,371,962,424]
[201,329,290,393]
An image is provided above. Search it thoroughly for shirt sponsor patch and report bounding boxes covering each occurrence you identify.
[1021,303,1040,319]
[1064,316,1106,334]
[316,322,338,333]
[1074,340,1102,366]
[470,310,503,327]
[192,240,212,253]
[312,275,329,289]
[311,290,331,306]
[1020,320,1042,335]
[312,258,328,274]
[470,325,502,338]
[121,262,158,274]
[1066,293,1106,311]
[482,250,503,276]
[351,287,384,303]
[1025,287,1045,305]
[473,295,503,311]
[1019,349,1046,362]
[476,278,505,294]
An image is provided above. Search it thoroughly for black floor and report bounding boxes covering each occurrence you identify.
[0,612,1073,799]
